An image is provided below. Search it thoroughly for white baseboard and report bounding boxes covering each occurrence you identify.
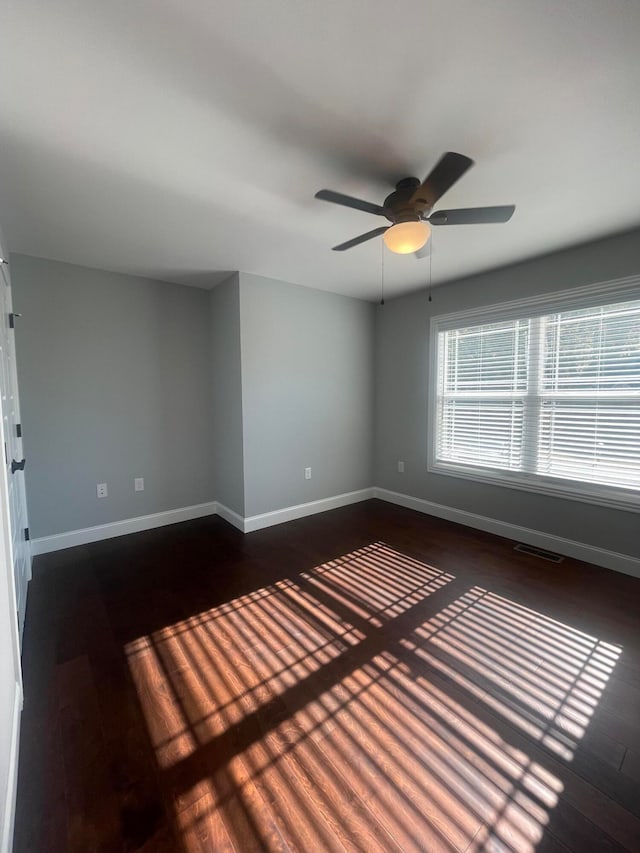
[215,501,245,532]
[243,488,375,533]
[374,487,640,579]
[30,501,218,555]
[1,682,22,853]
[28,488,639,579]
[31,490,374,553]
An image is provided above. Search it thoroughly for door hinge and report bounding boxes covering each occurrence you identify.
[24,527,30,541]
[16,424,22,438]
[9,312,22,329]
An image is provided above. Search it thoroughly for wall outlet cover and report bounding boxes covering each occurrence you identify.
[304,467,312,480]
[134,477,144,492]
[397,461,405,473]
[97,482,108,498]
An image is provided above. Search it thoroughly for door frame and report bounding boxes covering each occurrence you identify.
[0,247,25,853]
[0,362,23,853]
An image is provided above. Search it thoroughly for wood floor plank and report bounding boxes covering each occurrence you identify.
[182,612,397,853]
[82,586,181,851]
[621,748,640,783]
[56,655,123,852]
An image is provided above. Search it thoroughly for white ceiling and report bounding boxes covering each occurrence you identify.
[1,1,640,301]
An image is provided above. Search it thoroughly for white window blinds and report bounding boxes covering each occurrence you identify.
[438,320,529,472]
[433,292,640,509]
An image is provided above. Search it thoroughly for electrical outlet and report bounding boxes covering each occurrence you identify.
[304,467,312,480]
[97,482,108,498]
[397,461,405,473]
[134,477,144,492]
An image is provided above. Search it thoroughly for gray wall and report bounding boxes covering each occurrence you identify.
[210,274,244,516]
[12,255,214,537]
[239,273,375,517]
[375,228,640,558]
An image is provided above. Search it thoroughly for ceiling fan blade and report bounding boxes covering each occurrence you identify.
[429,205,515,225]
[315,189,387,217]
[414,241,431,259]
[332,226,389,251]
[411,152,474,207]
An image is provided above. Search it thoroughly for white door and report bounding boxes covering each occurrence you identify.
[0,257,31,639]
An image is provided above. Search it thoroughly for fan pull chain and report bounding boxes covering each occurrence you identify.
[428,235,433,302]
[380,239,385,306]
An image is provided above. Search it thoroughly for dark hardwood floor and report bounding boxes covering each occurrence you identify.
[12,500,640,852]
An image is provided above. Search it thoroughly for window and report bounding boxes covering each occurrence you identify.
[429,278,640,511]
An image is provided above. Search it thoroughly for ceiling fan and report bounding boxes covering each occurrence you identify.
[315,152,515,257]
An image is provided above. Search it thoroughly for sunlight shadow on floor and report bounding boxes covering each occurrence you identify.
[125,542,621,852]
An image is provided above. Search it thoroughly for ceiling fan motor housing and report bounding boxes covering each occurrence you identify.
[383,177,429,223]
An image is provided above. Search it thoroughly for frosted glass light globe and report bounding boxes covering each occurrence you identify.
[383,220,431,254]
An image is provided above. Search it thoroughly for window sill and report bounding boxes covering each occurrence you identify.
[427,461,640,514]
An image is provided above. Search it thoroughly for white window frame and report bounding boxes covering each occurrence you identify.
[427,275,640,513]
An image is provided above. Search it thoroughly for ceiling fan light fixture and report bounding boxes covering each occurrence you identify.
[383,220,431,254]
